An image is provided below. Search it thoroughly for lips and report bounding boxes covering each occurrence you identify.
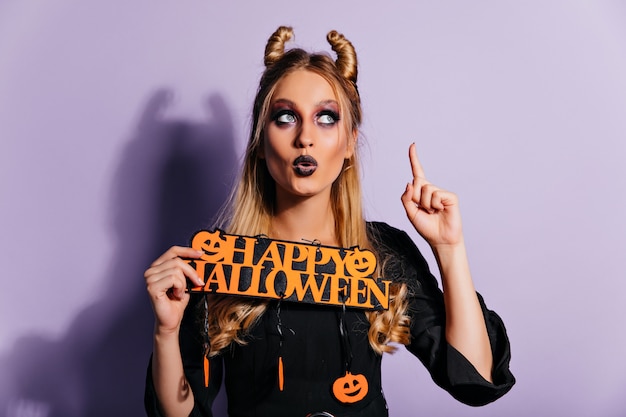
[293,155,318,177]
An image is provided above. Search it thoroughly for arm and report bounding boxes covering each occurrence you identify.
[371,220,514,405]
[144,246,206,417]
[433,242,492,382]
[152,330,194,416]
[400,143,492,381]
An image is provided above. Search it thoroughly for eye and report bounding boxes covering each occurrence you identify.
[317,110,339,126]
[272,110,297,126]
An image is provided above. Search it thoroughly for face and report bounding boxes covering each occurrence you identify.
[261,69,355,203]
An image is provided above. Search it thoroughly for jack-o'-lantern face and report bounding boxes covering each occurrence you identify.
[192,230,227,262]
[332,372,368,403]
[345,248,376,277]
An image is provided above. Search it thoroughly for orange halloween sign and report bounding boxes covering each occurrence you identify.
[185,229,390,310]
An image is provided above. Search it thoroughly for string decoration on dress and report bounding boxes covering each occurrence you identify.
[331,291,368,404]
[275,292,295,391]
[202,294,210,387]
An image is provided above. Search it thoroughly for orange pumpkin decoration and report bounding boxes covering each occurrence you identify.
[332,372,369,403]
[345,248,376,277]
[192,230,226,262]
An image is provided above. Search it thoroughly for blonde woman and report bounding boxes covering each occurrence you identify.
[144,26,515,417]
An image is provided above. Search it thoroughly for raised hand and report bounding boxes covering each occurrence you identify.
[400,143,464,248]
[144,246,205,334]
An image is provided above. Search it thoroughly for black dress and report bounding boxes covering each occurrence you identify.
[145,222,516,417]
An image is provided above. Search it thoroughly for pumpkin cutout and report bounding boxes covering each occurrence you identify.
[344,248,376,277]
[192,230,227,262]
[332,371,369,404]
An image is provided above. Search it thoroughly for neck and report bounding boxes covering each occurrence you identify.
[271,190,337,246]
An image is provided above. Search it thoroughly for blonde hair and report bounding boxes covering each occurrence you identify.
[207,26,410,356]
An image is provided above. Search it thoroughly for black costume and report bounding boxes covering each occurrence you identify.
[145,222,515,416]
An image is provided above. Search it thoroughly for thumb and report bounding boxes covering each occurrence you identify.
[401,182,419,221]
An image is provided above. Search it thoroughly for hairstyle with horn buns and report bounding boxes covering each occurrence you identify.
[207,26,410,356]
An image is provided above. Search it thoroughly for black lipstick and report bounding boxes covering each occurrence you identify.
[293,155,318,177]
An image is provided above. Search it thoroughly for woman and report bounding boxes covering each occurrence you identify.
[144,26,515,417]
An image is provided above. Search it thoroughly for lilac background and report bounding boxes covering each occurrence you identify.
[1,1,625,416]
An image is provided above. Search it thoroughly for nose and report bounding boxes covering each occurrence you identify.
[295,120,315,148]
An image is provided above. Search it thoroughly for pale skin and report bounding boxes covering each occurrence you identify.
[145,246,203,417]
[144,70,492,417]
[400,143,493,382]
[261,70,355,245]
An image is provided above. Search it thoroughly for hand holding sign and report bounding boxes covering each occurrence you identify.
[144,246,205,335]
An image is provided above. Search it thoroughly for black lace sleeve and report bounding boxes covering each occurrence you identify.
[368,221,515,406]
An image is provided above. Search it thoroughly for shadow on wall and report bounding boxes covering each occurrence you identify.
[0,89,237,417]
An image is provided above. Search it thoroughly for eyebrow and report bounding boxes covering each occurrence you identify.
[271,98,339,108]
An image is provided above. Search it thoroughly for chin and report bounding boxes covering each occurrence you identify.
[278,182,329,199]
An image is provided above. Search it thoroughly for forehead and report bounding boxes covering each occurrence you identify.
[272,69,337,104]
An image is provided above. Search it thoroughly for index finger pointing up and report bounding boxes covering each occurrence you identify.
[409,142,427,180]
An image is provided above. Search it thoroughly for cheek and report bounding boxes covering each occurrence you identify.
[261,132,280,162]
[261,136,289,182]
[325,136,352,165]
[262,143,288,168]
[263,126,292,156]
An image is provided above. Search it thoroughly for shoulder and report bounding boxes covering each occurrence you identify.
[366,221,421,276]
[366,221,436,292]
[366,220,406,242]
[366,221,415,256]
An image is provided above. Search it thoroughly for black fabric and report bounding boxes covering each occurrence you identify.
[145,221,515,416]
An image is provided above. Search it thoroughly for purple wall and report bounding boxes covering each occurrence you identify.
[1,2,625,416]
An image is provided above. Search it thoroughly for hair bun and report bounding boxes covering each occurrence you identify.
[327,30,358,84]
[264,26,294,67]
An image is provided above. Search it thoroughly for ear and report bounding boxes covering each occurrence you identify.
[344,129,358,159]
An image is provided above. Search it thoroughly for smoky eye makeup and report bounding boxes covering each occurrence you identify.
[271,108,298,126]
[269,100,340,127]
[316,109,340,126]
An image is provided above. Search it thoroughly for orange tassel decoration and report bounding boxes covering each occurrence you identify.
[203,355,210,388]
[278,356,284,391]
